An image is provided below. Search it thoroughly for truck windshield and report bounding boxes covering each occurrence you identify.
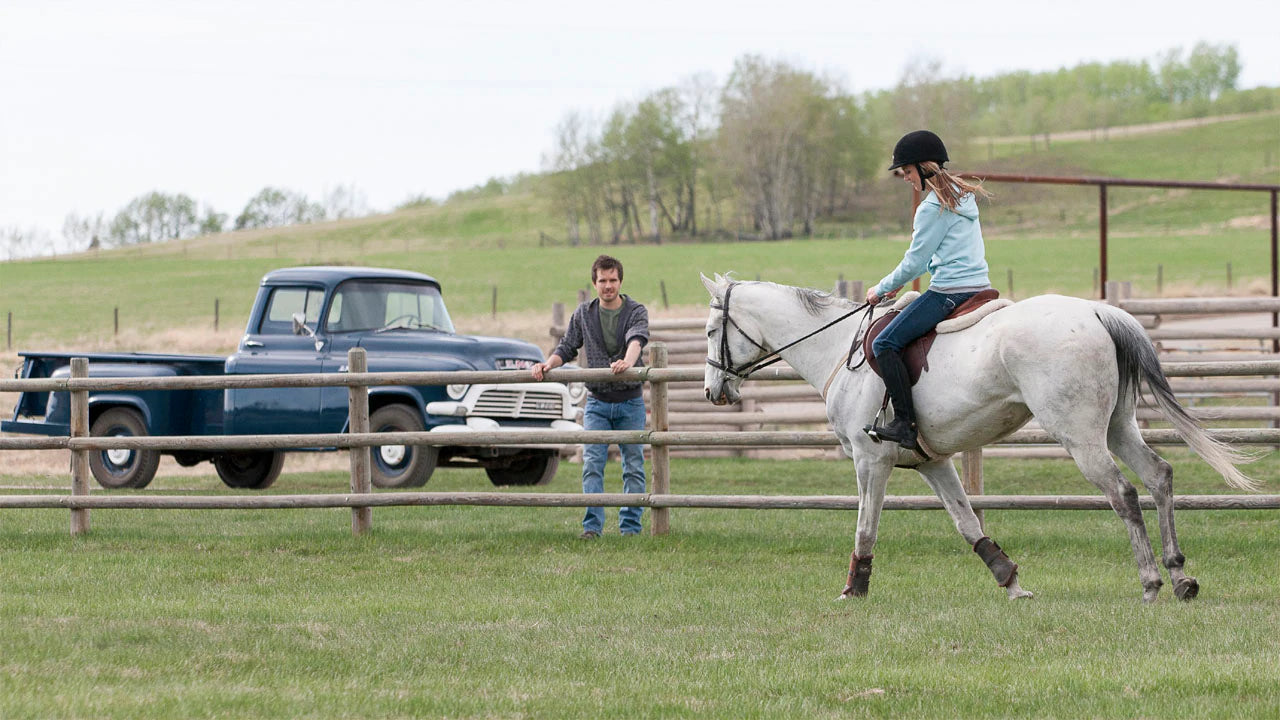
[326,280,455,334]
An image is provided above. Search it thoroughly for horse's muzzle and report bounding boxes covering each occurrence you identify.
[705,386,737,406]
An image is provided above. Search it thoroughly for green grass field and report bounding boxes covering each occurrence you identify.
[1,454,1277,718]
[2,113,1276,352]
[2,112,1279,718]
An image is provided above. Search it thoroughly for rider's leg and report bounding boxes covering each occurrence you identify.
[867,290,959,450]
[872,348,920,450]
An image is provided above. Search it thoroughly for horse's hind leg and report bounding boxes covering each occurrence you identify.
[1109,418,1198,600]
[1065,441,1165,602]
[915,459,1033,599]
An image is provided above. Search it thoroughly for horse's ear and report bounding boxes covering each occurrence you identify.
[700,273,723,299]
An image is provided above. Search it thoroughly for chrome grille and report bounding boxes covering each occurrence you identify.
[472,389,564,419]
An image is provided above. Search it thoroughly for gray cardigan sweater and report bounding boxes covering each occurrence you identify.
[552,295,650,402]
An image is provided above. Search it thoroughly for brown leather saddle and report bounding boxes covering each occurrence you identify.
[863,289,1002,385]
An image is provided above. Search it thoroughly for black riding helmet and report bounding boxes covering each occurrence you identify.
[888,130,948,181]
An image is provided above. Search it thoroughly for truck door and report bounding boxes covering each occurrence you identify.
[226,285,328,437]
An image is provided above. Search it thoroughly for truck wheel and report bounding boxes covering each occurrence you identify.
[369,405,437,488]
[88,408,161,489]
[214,451,285,489]
[484,451,559,486]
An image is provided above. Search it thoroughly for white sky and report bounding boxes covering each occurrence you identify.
[2,0,1278,246]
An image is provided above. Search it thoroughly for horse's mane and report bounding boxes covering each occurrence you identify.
[722,273,855,317]
[791,286,856,316]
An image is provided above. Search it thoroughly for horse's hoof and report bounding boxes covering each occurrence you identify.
[1175,577,1200,601]
[838,588,867,600]
[1007,589,1034,600]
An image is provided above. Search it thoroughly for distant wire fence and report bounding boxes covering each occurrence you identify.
[2,344,1279,539]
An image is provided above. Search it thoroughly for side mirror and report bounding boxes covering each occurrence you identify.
[291,312,316,338]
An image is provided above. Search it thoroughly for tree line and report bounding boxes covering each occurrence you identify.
[543,43,1275,244]
[56,184,370,252]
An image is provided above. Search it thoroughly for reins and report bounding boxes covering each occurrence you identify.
[707,282,877,380]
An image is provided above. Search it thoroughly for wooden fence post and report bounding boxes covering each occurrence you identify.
[70,358,91,536]
[551,302,565,339]
[649,342,670,535]
[962,448,984,532]
[6,311,11,350]
[1104,281,1121,305]
[214,298,220,331]
[491,285,498,318]
[347,348,372,535]
[113,307,119,337]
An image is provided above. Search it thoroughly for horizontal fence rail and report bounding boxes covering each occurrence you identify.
[4,360,1280,393]
[2,493,1277,511]
[5,428,1280,454]
[2,345,1276,537]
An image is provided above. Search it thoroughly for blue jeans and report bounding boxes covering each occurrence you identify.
[872,289,978,357]
[581,396,647,534]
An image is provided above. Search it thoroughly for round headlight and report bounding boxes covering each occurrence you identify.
[567,382,587,404]
[446,383,469,400]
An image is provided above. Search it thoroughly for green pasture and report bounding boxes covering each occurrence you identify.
[1,453,1277,718]
[2,226,1273,351]
[2,113,1276,352]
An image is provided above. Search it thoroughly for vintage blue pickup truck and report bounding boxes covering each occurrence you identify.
[3,266,584,490]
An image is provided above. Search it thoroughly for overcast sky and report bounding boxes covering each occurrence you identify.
[2,0,1278,248]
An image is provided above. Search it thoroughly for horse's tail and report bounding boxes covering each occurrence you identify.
[1094,304,1259,491]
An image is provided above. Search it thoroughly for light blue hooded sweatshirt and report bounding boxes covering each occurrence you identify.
[874,189,989,295]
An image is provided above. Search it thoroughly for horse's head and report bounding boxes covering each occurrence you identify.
[700,272,765,406]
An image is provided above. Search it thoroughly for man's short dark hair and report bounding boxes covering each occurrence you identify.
[592,255,624,283]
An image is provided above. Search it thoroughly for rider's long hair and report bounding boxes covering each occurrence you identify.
[918,161,991,212]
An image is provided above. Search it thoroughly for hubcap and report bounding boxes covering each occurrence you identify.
[106,435,133,467]
[379,444,407,466]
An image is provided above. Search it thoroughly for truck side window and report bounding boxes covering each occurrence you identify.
[259,287,324,335]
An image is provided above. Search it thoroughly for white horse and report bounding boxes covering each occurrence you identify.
[700,274,1257,603]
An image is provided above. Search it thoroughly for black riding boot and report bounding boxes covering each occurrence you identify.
[869,349,922,453]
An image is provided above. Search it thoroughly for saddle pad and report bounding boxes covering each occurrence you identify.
[862,289,1003,385]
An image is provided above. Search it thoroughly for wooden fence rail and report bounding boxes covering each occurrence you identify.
[2,345,1277,538]
[2,493,1277,511]
[636,295,1280,454]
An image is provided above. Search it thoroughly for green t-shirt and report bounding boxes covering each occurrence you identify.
[599,305,621,357]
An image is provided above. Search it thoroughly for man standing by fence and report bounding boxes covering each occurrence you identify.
[532,255,650,539]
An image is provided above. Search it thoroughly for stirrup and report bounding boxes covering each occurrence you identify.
[862,405,887,443]
[864,420,930,460]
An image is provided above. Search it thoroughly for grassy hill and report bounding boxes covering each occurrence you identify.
[1,112,1276,362]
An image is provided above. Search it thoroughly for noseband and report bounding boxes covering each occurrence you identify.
[706,282,874,379]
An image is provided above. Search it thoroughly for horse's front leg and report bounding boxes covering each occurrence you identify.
[839,450,893,600]
[915,459,1034,600]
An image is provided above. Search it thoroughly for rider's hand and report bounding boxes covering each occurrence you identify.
[531,362,548,381]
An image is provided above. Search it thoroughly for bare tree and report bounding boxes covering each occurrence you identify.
[63,212,108,251]
[323,183,370,220]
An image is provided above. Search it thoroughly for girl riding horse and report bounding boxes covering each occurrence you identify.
[866,130,993,455]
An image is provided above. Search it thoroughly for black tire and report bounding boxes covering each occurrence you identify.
[214,451,285,489]
[484,451,559,486]
[369,405,437,488]
[88,407,161,489]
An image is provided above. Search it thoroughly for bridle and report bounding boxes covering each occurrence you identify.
[706,282,875,380]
